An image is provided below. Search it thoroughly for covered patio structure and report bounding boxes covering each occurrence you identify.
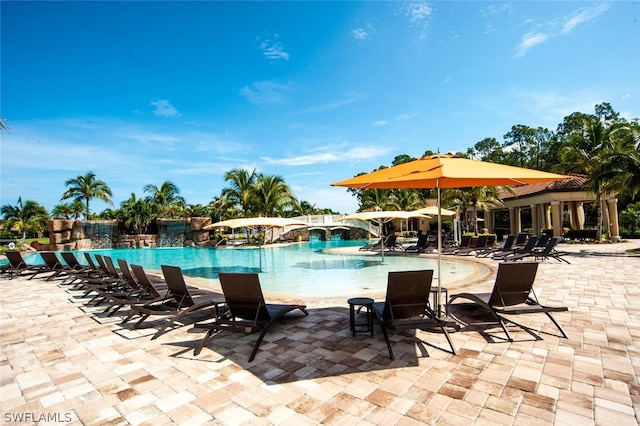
[479,175,620,240]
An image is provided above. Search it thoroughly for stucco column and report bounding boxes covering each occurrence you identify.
[484,209,493,234]
[509,207,519,234]
[607,198,620,241]
[577,202,585,229]
[550,201,562,237]
[530,204,539,235]
[544,204,552,230]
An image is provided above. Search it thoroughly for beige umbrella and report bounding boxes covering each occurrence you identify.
[204,217,307,271]
[413,206,456,217]
[332,154,569,315]
[337,211,430,262]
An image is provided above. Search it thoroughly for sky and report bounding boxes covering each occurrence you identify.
[1,1,639,215]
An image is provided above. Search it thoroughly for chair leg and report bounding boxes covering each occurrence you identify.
[440,326,456,355]
[194,329,216,356]
[374,314,394,360]
[545,312,568,338]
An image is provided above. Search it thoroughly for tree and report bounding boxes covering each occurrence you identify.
[360,188,392,211]
[619,202,640,236]
[442,186,511,235]
[119,193,158,234]
[209,195,237,222]
[61,172,113,219]
[387,189,422,231]
[558,104,628,239]
[503,124,539,167]
[143,181,186,218]
[471,137,504,163]
[0,197,49,243]
[51,201,84,219]
[252,173,298,217]
[221,168,256,216]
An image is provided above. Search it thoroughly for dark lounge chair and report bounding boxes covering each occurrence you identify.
[373,270,457,360]
[39,251,75,282]
[2,251,48,279]
[193,272,308,362]
[449,262,568,341]
[455,235,489,256]
[505,237,571,264]
[404,234,429,253]
[492,235,539,261]
[476,234,515,258]
[123,265,224,340]
[441,235,472,255]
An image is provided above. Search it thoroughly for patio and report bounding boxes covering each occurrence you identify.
[1,241,639,425]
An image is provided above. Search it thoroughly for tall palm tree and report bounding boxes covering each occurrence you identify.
[387,189,422,231]
[119,193,158,234]
[210,195,237,221]
[558,110,629,239]
[143,181,186,218]
[443,186,509,235]
[253,173,298,217]
[221,168,256,216]
[0,197,49,243]
[360,188,392,211]
[61,172,113,219]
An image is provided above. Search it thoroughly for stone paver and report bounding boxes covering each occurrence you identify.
[1,241,639,425]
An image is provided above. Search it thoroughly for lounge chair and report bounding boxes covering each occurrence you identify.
[441,235,471,254]
[2,251,48,279]
[404,234,429,253]
[373,270,457,360]
[449,262,568,341]
[505,237,571,264]
[476,234,515,258]
[359,238,384,251]
[193,272,308,362]
[455,235,489,256]
[99,259,168,316]
[39,251,75,282]
[383,234,404,252]
[123,265,224,340]
[492,235,539,261]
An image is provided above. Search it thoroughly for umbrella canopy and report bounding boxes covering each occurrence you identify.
[332,154,568,189]
[204,217,307,271]
[203,217,307,230]
[337,211,430,262]
[332,154,569,315]
[338,210,430,222]
[413,206,457,217]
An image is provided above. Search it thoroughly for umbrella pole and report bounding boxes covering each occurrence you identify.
[437,182,443,317]
[379,222,384,264]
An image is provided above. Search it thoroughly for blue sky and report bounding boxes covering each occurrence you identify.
[1,1,638,215]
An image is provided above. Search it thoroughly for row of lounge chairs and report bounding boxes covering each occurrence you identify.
[2,250,569,362]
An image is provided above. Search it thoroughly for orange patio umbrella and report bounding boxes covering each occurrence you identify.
[332,154,569,314]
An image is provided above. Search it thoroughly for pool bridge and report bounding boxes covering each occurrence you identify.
[293,215,379,237]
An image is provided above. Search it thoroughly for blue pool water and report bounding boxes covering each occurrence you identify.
[7,240,481,299]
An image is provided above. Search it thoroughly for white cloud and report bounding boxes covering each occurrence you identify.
[351,28,369,40]
[514,32,549,58]
[240,80,293,105]
[258,33,290,61]
[514,3,609,58]
[261,145,393,166]
[300,92,363,114]
[150,99,180,117]
[406,1,432,23]
[562,3,609,34]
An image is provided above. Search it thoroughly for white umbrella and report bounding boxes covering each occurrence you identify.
[413,206,456,217]
[204,217,307,270]
[337,211,430,262]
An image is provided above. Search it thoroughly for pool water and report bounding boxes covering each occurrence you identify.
[8,240,482,299]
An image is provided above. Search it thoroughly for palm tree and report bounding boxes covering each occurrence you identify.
[51,200,85,219]
[143,181,186,218]
[558,106,630,239]
[253,173,298,217]
[221,168,256,216]
[443,186,510,235]
[590,121,640,201]
[1,197,49,243]
[209,195,237,221]
[119,193,158,234]
[387,189,422,232]
[360,188,392,211]
[61,172,113,219]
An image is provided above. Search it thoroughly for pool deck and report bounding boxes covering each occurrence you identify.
[1,241,639,425]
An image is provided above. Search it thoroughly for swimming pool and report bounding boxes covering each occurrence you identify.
[7,240,488,299]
